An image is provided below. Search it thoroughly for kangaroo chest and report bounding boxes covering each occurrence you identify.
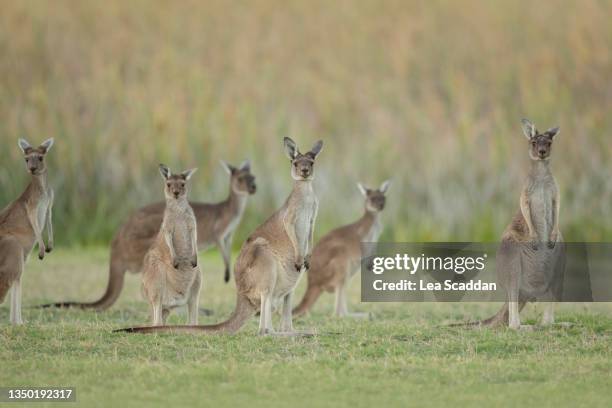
[32,189,50,232]
[164,209,196,258]
[173,221,194,257]
[293,195,317,254]
[218,210,243,243]
[363,219,383,243]
[526,177,556,238]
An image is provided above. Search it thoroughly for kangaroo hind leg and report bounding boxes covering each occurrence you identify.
[258,292,274,336]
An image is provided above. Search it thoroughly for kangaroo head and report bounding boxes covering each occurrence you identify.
[221,159,257,195]
[159,164,197,201]
[283,137,323,181]
[357,180,391,212]
[521,119,560,161]
[18,138,54,175]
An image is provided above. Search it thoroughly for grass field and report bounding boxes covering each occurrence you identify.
[1,1,612,406]
[1,249,611,407]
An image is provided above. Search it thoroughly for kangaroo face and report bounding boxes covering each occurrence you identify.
[166,176,187,199]
[358,180,391,212]
[234,169,257,195]
[159,164,197,201]
[222,160,257,195]
[366,190,386,211]
[283,137,323,181]
[530,134,553,160]
[18,138,54,175]
[521,119,560,161]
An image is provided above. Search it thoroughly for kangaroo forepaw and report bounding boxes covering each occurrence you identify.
[531,242,540,251]
[547,241,556,249]
[294,262,302,272]
[173,260,179,269]
[45,245,53,253]
[224,268,230,283]
[38,248,45,260]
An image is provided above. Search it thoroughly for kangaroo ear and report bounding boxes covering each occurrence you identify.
[181,168,197,180]
[284,137,298,159]
[309,140,323,158]
[357,182,369,196]
[239,159,251,172]
[521,118,537,140]
[39,138,54,153]
[379,179,391,194]
[220,160,235,175]
[159,164,171,180]
[18,138,32,154]
[545,126,560,139]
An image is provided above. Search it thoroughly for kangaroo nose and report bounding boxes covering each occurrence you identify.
[539,149,546,155]
[301,169,309,177]
[174,192,180,198]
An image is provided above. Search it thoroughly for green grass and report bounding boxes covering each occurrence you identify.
[1,249,611,407]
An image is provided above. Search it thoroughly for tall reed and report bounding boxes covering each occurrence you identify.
[1,0,610,246]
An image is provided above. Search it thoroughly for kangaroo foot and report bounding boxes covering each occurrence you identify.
[346,312,371,319]
[198,308,214,316]
[273,329,316,338]
[258,327,276,336]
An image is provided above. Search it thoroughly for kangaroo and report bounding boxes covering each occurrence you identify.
[461,119,564,329]
[115,137,322,335]
[293,180,390,318]
[39,160,256,310]
[0,138,54,324]
[141,164,201,325]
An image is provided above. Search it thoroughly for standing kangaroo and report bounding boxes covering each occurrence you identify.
[116,137,322,335]
[39,160,256,310]
[465,119,564,329]
[142,164,201,326]
[0,138,54,324]
[293,181,390,318]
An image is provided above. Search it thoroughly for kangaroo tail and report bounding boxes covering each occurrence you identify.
[37,242,126,311]
[0,280,10,304]
[293,285,322,317]
[114,294,255,334]
[448,303,509,328]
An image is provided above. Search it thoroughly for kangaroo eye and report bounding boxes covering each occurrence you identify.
[531,141,536,146]
[166,183,171,187]
[39,156,43,162]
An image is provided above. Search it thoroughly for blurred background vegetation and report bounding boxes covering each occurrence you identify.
[0,0,610,247]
